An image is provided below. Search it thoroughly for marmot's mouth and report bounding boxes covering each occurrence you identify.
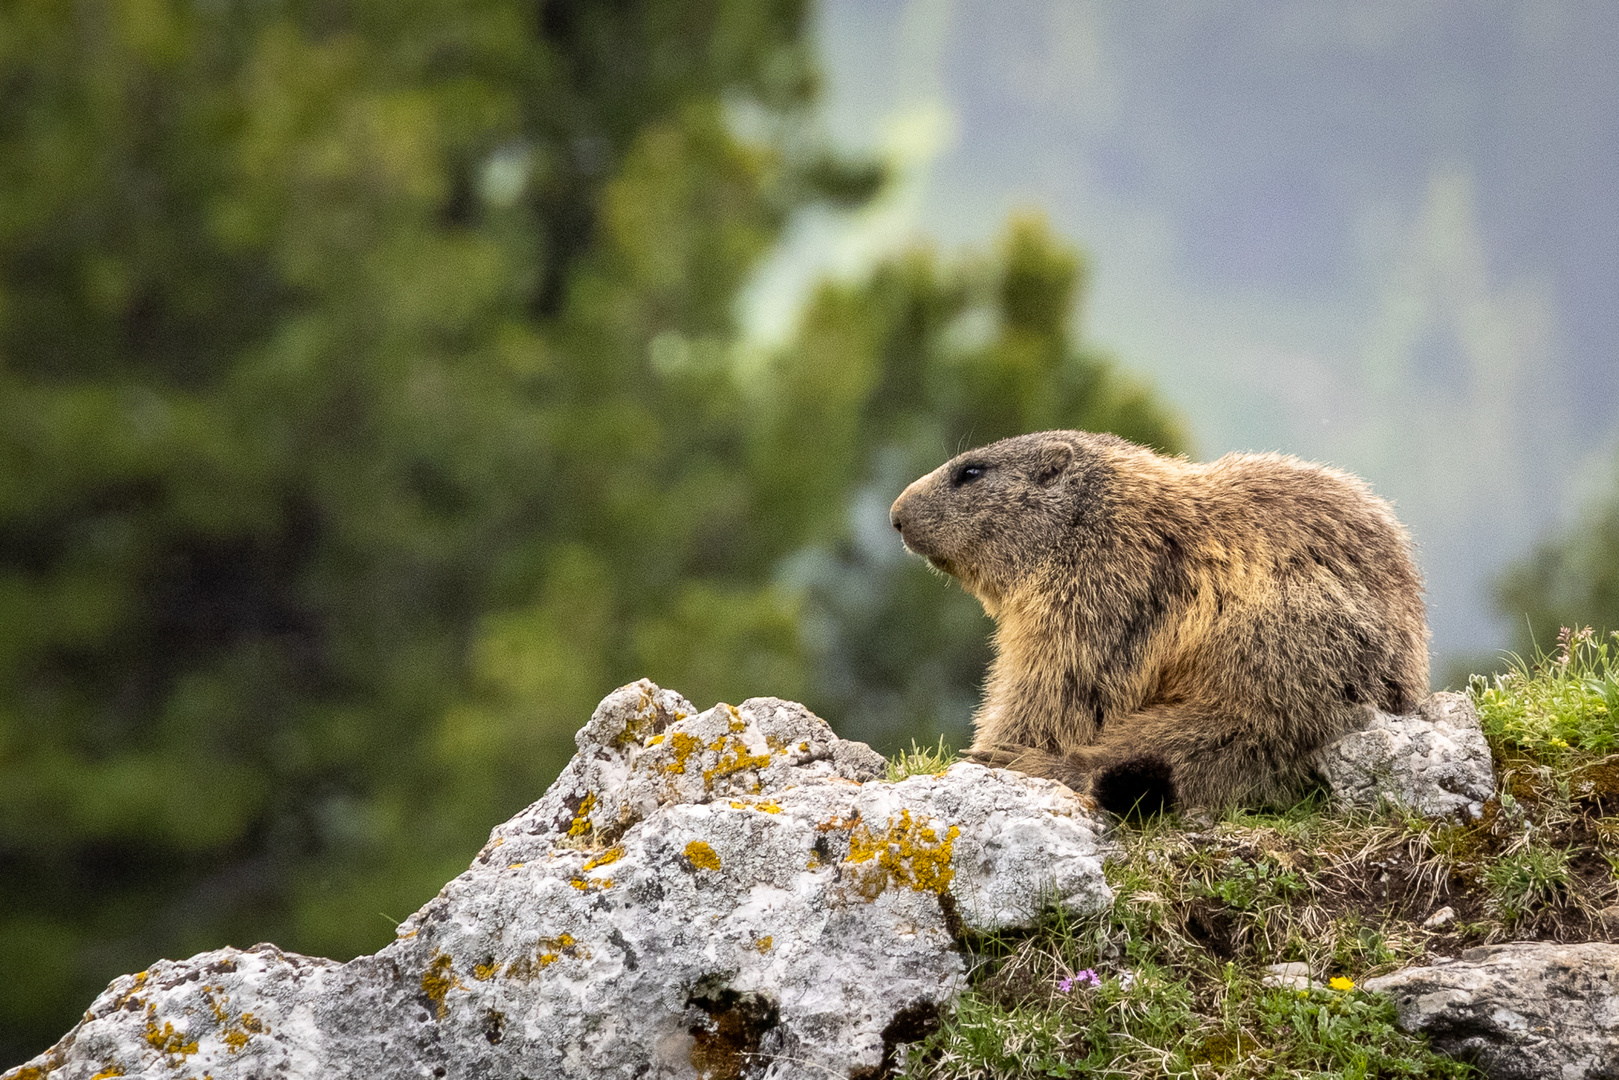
[926,555,956,576]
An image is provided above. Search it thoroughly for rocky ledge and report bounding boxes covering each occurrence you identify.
[1366,942,1619,1079]
[5,681,1113,1080]
[9,684,1547,1080]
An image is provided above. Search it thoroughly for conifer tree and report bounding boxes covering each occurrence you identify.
[0,0,860,1057]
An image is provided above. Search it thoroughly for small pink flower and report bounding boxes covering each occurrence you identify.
[1057,969,1101,992]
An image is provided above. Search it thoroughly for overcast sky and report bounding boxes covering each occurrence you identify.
[747,0,1619,670]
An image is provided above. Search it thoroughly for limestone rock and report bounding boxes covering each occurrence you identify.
[1260,961,1315,991]
[1422,905,1456,930]
[1365,942,1619,1079]
[7,681,1113,1080]
[1313,692,1495,819]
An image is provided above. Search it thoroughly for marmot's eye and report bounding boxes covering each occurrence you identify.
[952,462,988,487]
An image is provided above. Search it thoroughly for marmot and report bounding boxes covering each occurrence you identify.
[889,430,1429,813]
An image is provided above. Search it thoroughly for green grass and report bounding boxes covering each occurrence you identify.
[894,627,1619,1079]
[888,736,960,782]
[1473,627,1619,758]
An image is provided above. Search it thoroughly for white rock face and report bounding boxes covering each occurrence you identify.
[1260,961,1316,991]
[1366,942,1619,1079]
[1313,692,1495,819]
[7,681,1113,1080]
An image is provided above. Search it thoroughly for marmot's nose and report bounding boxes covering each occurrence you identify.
[891,480,926,538]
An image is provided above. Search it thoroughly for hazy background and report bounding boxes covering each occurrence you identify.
[4,0,1617,1066]
[758,0,1619,673]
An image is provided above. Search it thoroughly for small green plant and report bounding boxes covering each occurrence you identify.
[1482,845,1573,923]
[1198,857,1308,911]
[887,736,960,781]
[1328,920,1403,971]
[1473,626,1619,759]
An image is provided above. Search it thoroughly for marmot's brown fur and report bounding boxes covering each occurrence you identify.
[889,431,1429,813]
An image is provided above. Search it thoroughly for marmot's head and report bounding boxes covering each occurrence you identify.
[890,431,1119,609]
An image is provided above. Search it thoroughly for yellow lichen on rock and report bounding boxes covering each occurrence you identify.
[90,1068,125,1079]
[420,952,464,1018]
[843,809,960,899]
[582,844,624,871]
[199,985,263,1054]
[537,934,577,969]
[567,792,597,837]
[110,971,148,1013]
[204,987,229,1026]
[221,1010,264,1053]
[506,934,586,979]
[665,731,703,774]
[143,1014,198,1058]
[685,840,722,871]
[616,690,676,746]
[702,735,771,788]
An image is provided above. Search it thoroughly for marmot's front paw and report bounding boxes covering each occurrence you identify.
[960,742,1021,768]
[963,743,1072,780]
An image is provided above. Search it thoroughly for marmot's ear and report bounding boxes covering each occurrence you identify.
[1033,441,1074,485]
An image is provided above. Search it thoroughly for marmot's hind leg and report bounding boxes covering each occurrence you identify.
[969,704,1326,815]
[960,736,1183,814]
[1070,704,1323,814]
[963,739,1181,814]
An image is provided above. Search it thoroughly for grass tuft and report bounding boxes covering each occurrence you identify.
[887,736,960,782]
[1473,627,1619,759]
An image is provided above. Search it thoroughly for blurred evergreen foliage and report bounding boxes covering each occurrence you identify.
[0,0,1178,1061]
[1497,461,1619,649]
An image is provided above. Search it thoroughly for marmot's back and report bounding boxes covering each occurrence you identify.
[890,431,1429,812]
[1187,451,1428,715]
